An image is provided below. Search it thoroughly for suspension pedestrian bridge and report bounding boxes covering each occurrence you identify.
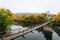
[0,20,52,40]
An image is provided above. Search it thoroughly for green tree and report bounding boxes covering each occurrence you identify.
[38,14,48,23]
[0,8,15,34]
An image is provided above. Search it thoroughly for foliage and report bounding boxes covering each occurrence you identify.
[53,12,60,25]
[54,12,60,24]
[0,8,15,34]
[15,14,48,22]
[15,14,48,27]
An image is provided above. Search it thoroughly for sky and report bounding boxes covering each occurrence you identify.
[0,0,60,14]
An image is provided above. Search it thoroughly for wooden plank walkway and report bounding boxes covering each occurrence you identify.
[0,21,52,40]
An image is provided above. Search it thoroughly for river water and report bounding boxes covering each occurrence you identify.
[11,25,60,40]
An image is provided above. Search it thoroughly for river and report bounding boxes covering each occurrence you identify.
[11,25,60,40]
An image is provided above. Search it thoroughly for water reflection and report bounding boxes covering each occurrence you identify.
[13,24,60,40]
[36,27,53,40]
[42,31,52,40]
[53,27,60,37]
[15,22,39,28]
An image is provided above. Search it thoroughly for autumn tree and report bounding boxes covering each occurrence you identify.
[53,12,60,25]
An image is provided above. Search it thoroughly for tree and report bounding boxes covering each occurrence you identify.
[53,12,60,25]
[24,15,31,22]
[33,15,40,23]
[0,8,15,34]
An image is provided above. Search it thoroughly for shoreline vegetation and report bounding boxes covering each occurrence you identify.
[14,14,48,27]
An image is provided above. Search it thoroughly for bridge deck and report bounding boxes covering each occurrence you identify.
[0,21,52,40]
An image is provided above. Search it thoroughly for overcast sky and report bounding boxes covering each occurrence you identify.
[0,0,60,14]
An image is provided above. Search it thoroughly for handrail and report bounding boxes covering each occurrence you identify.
[0,28,28,36]
[0,20,52,37]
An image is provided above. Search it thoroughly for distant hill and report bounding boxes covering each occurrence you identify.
[15,13,41,17]
[14,13,55,17]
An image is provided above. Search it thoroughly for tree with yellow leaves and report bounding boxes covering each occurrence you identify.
[53,12,60,25]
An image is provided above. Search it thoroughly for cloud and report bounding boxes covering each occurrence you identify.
[0,0,60,14]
